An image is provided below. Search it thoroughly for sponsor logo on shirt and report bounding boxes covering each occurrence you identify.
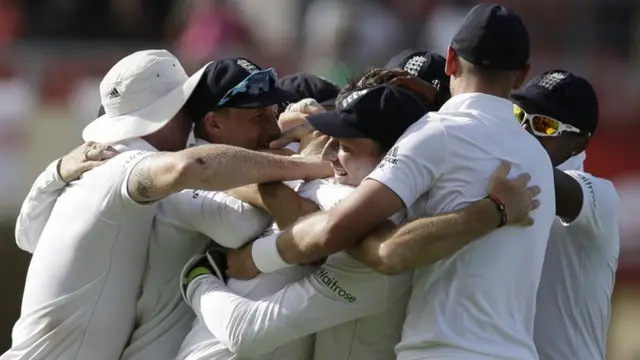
[576,173,597,209]
[313,266,357,303]
[377,146,399,169]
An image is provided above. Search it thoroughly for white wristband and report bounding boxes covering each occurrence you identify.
[251,233,293,273]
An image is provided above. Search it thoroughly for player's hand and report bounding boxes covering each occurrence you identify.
[226,245,260,280]
[58,142,119,183]
[299,130,330,159]
[279,98,325,132]
[270,116,315,149]
[488,161,541,226]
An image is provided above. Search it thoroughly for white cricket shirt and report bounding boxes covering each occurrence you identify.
[121,138,272,360]
[186,178,413,360]
[10,138,274,360]
[366,93,556,360]
[3,138,157,360]
[534,169,620,360]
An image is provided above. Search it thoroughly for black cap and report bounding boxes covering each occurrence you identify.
[307,85,426,150]
[512,69,598,136]
[184,57,296,121]
[385,49,451,108]
[278,73,339,107]
[452,4,529,70]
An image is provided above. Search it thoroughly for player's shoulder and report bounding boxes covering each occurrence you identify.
[564,170,620,210]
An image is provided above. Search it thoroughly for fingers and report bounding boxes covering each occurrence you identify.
[278,111,308,132]
[514,172,532,186]
[531,199,540,210]
[270,123,312,149]
[492,161,512,179]
[527,185,541,198]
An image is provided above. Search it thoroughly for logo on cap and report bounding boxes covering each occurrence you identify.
[404,56,426,77]
[108,87,121,99]
[236,59,259,74]
[341,89,370,108]
[537,72,567,90]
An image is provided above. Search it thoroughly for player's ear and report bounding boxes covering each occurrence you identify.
[445,47,457,76]
[203,111,223,132]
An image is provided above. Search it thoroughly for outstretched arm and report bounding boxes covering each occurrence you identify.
[126,144,332,203]
[349,162,540,274]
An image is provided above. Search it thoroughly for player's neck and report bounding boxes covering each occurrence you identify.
[452,80,511,100]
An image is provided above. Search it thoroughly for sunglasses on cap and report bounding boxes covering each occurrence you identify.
[513,104,590,137]
[217,68,278,107]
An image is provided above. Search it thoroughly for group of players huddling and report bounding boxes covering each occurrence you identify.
[4,3,619,360]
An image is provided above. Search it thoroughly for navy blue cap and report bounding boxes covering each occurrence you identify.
[452,4,530,70]
[278,73,339,107]
[385,49,451,108]
[512,69,598,136]
[183,57,296,121]
[307,85,426,150]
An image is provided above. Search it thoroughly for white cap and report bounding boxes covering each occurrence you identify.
[82,49,207,144]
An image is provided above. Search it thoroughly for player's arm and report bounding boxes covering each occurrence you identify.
[228,182,320,229]
[161,189,272,249]
[348,162,540,274]
[126,144,332,203]
[15,142,117,252]
[553,168,586,223]
[555,169,619,234]
[183,266,410,357]
[269,119,447,266]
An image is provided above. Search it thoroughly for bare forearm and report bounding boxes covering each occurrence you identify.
[372,199,500,273]
[258,183,319,229]
[128,145,329,202]
[178,145,328,191]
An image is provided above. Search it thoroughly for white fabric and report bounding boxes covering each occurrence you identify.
[183,178,412,360]
[534,170,620,360]
[366,93,556,360]
[121,138,272,360]
[14,158,67,253]
[83,50,206,144]
[556,151,586,172]
[3,138,158,360]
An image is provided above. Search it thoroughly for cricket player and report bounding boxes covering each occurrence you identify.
[512,70,620,360]
[199,4,556,360]
[180,83,542,360]
[5,51,331,360]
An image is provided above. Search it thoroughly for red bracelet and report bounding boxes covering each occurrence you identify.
[485,194,508,228]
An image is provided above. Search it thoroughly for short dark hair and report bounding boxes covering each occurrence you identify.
[336,68,411,104]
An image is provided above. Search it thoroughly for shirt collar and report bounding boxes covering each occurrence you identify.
[112,138,158,152]
[439,93,515,122]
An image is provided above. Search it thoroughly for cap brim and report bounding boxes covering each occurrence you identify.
[82,63,209,144]
[307,111,366,138]
[222,88,298,109]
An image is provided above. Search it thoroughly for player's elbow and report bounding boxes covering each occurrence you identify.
[375,241,409,275]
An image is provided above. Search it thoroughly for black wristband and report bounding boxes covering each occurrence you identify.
[485,194,507,228]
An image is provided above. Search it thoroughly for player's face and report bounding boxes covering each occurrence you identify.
[322,137,384,186]
[515,99,588,166]
[207,107,280,150]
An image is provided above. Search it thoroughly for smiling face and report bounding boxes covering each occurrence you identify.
[321,137,386,186]
[194,107,281,150]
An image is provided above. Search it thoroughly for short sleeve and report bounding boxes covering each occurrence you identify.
[365,118,448,209]
[560,171,620,237]
[117,150,157,208]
